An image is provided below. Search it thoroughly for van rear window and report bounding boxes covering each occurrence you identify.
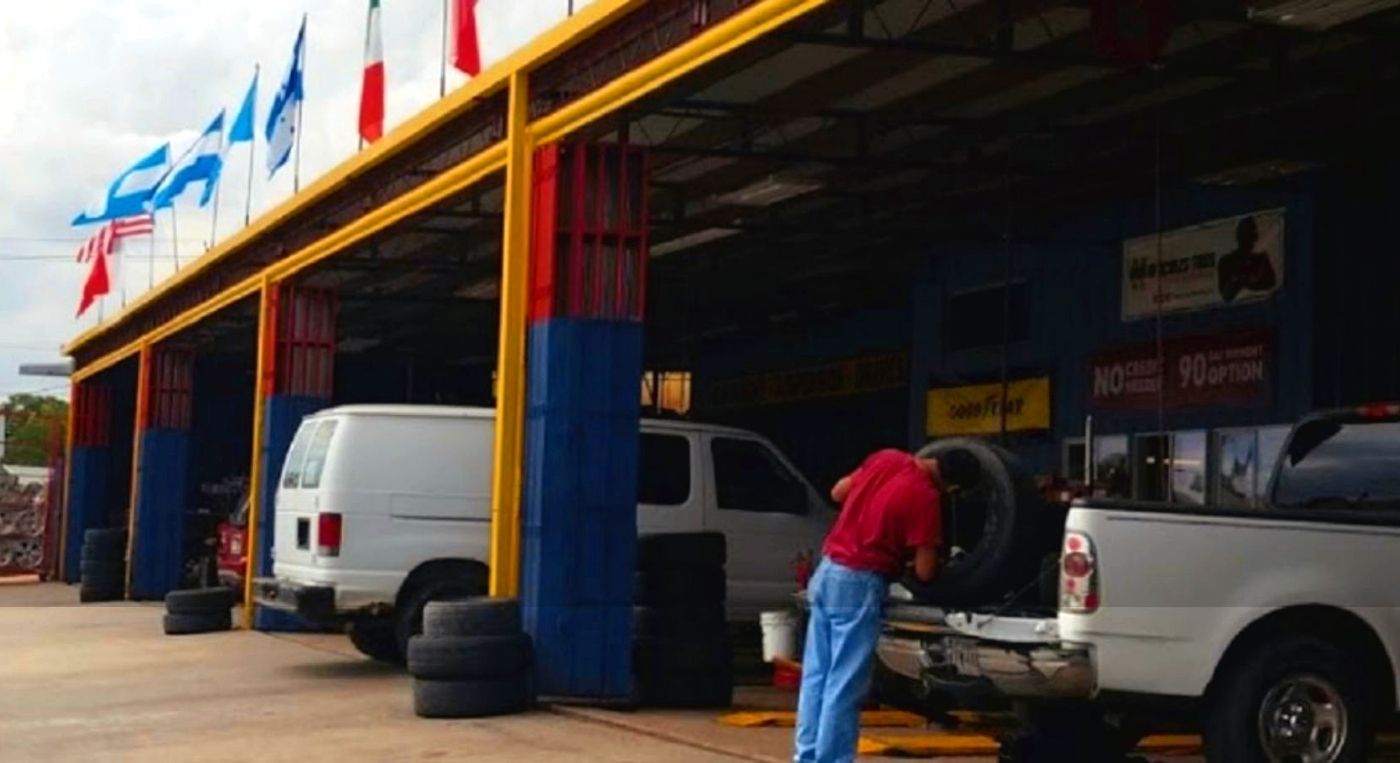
[300,421,338,489]
[280,423,315,488]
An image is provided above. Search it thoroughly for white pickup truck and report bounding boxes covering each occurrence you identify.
[878,406,1400,762]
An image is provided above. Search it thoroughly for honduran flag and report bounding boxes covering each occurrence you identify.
[359,0,384,144]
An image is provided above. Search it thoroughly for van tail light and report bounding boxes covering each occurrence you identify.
[1059,531,1099,614]
[317,513,342,557]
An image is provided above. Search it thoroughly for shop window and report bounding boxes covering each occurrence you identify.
[1215,428,1260,508]
[638,433,691,506]
[1062,438,1087,483]
[1133,433,1172,502]
[942,282,1030,352]
[641,371,692,415]
[1214,425,1291,508]
[711,437,806,515]
[1171,430,1208,506]
[1094,435,1131,498]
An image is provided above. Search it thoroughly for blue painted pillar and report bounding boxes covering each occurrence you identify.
[521,142,647,701]
[64,381,113,583]
[252,285,336,631]
[130,348,194,600]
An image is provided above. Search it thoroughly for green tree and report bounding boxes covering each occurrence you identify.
[2,394,68,468]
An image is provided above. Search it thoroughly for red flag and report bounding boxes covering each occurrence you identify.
[76,224,115,317]
[359,0,385,144]
[452,0,481,76]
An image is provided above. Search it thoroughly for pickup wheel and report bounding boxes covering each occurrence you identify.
[1205,634,1373,763]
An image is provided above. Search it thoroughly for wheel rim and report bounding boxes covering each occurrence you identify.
[1257,673,1348,763]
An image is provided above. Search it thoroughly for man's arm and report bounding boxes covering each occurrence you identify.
[831,473,855,503]
[912,544,938,583]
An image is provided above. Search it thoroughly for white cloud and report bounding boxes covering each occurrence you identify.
[0,0,591,399]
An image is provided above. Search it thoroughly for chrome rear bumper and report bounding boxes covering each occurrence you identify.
[877,631,1095,700]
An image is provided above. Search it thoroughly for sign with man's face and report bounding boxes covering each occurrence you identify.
[1121,209,1285,321]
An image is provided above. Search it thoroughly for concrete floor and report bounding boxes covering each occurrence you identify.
[0,582,747,763]
[0,579,1222,763]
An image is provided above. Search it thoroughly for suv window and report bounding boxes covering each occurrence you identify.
[300,420,338,489]
[1273,420,1400,508]
[280,421,317,488]
[638,433,690,506]
[711,437,807,515]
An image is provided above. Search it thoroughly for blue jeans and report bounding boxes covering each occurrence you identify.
[794,557,885,763]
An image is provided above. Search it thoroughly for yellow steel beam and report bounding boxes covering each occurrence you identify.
[56,381,77,581]
[242,278,273,628]
[488,71,533,598]
[62,0,647,359]
[532,0,833,146]
[123,343,152,598]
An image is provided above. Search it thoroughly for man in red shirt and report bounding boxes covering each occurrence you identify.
[795,449,943,763]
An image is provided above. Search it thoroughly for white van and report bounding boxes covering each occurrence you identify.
[254,405,832,661]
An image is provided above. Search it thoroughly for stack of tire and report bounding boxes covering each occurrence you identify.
[633,532,732,708]
[163,587,236,635]
[78,528,127,603]
[408,598,533,718]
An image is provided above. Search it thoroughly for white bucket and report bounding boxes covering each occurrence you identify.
[760,610,800,663]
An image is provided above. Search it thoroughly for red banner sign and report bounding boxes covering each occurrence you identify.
[1090,329,1272,409]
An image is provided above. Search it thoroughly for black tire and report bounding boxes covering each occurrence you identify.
[412,676,530,719]
[407,633,532,680]
[79,586,123,603]
[83,528,126,550]
[1204,633,1374,763]
[634,635,732,673]
[634,567,726,606]
[164,587,235,615]
[393,568,489,656]
[80,545,124,564]
[348,619,403,664]
[422,596,519,637]
[80,554,123,571]
[163,610,233,635]
[637,532,726,571]
[902,438,1042,605]
[636,668,733,708]
[632,605,727,639]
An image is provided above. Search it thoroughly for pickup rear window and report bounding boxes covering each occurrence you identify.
[1273,420,1400,508]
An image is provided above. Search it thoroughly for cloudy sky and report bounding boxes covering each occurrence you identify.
[0,0,590,400]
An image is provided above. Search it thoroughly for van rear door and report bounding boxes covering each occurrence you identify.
[637,430,703,534]
[273,417,337,572]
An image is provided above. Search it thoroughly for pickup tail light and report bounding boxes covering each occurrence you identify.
[1060,531,1099,614]
[1357,402,1400,419]
[317,513,342,557]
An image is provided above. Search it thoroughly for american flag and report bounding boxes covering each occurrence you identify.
[75,222,115,263]
[112,213,155,238]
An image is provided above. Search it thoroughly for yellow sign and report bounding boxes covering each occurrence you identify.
[705,353,908,410]
[926,377,1051,436]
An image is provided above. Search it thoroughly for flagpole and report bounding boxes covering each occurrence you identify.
[148,230,156,290]
[245,64,259,227]
[209,179,222,250]
[171,207,181,271]
[440,0,449,97]
[293,13,307,194]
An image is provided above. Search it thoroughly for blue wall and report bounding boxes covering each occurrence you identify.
[913,186,1315,474]
[689,305,913,491]
[129,429,191,599]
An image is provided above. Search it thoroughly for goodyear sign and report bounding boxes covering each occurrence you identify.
[704,353,907,410]
[926,377,1051,436]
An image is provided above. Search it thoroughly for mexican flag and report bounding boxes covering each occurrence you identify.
[358,0,384,144]
[452,0,481,77]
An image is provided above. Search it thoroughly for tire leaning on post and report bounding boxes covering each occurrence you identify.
[408,598,534,719]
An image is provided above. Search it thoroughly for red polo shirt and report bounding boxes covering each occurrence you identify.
[823,449,941,577]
